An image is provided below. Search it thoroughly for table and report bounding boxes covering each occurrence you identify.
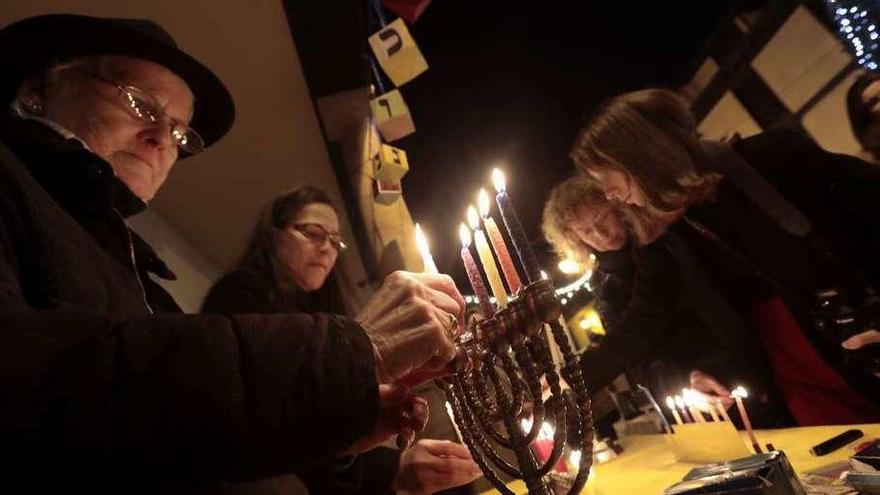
[480,423,880,494]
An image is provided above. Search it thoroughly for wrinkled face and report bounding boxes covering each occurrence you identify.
[37,56,194,201]
[588,167,648,208]
[277,203,341,291]
[570,202,627,253]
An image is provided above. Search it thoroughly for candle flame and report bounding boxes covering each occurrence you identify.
[459,223,472,248]
[415,223,431,257]
[540,270,549,280]
[521,416,533,434]
[731,386,748,399]
[569,449,582,466]
[492,167,506,193]
[674,395,685,409]
[467,206,480,230]
[665,396,676,409]
[477,188,491,218]
[682,388,695,407]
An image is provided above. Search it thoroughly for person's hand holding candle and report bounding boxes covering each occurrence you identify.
[689,369,734,409]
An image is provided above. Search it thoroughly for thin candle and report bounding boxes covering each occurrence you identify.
[682,389,705,423]
[492,168,541,283]
[665,396,683,426]
[460,223,494,316]
[445,401,464,444]
[414,223,438,274]
[674,395,692,423]
[478,188,522,294]
[477,189,522,294]
[716,399,733,423]
[468,206,508,308]
[732,386,762,454]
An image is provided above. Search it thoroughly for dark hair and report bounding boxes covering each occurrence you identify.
[237,186,345,313]
[847,72,880,151]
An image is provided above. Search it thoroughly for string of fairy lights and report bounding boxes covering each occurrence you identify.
[825,0,880,70]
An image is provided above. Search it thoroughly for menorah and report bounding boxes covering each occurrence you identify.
[416,168,596,494]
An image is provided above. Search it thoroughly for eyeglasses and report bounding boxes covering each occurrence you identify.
[290,223,347,251]
[75,68,205,154]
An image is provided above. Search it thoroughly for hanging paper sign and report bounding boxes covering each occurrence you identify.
[370,89,416,142]
[382,0,432,23]
[374,179,402,205]
[368,18,429,86]
[373,143,410,183]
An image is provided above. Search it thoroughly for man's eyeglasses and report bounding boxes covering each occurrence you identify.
[76,68,205,154]
[290,223,347,251]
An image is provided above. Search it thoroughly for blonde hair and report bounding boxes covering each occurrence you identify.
[570,88,721,213]
[542,175,611,266]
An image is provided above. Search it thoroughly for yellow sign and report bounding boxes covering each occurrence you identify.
[370,89,415,142]
[373,143,409,183]
[368,18,429,86]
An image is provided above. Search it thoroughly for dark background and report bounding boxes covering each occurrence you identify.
[287,0,769,289]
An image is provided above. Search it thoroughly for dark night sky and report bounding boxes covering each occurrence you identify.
[387,1,760,289]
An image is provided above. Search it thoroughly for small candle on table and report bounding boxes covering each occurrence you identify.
[732,386,762,454]
[414,223,438,274]
[683,389,706,423]
[492,168,541,283]
[459,223,494,317]
[665,396,683,426]
[716,398,733,423]
[674,395,692,423]
[478,188,522,294]
[467,205,508,308]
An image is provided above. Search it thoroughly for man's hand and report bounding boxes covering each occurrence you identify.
[356,271,465,386]
[393,440,482,495]
[690,369,733,409]
[344,385,429,455]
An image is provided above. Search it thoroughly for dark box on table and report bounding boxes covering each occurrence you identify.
[663,451,806,495]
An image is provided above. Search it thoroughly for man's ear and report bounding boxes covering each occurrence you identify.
[14,76,47,116]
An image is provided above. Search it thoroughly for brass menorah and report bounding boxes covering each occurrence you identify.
[439,279,595,495]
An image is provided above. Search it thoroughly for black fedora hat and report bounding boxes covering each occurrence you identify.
[0,14,235,151]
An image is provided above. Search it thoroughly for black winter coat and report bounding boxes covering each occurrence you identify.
[0,115,379,493]
[203,269,400,495]
[675,129,880,408]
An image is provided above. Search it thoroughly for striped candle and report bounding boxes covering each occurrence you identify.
[478,189,522,294]
[468,206,508,308]
[460,223,494,316]
[492,168,541,283]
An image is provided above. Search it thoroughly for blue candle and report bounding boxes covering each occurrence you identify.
[492,168,541,283]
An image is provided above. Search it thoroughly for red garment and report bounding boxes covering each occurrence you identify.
[753,297,880,425]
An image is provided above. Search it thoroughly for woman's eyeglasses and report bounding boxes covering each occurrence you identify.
[76,68,205,154]
[290,223,347,251]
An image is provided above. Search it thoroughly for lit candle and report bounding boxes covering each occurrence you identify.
[665,396,683,426]
[492,168,541,283]
[732,386,762,454]
[468,206,508,308]
[460,223,494,316]
[674,395,692,423]
[682,389,705,423]
[478,189,522,294]
[414,223,438,274]
[716,398,733,423]
[445,401,464,444]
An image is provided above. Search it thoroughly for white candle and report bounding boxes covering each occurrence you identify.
[414,223,438,274]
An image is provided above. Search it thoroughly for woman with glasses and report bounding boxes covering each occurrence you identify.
[203,186,480,495]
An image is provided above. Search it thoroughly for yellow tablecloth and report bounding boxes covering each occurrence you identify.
[481,423,880,494]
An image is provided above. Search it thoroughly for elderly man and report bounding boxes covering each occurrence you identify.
[0,14,467,492]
